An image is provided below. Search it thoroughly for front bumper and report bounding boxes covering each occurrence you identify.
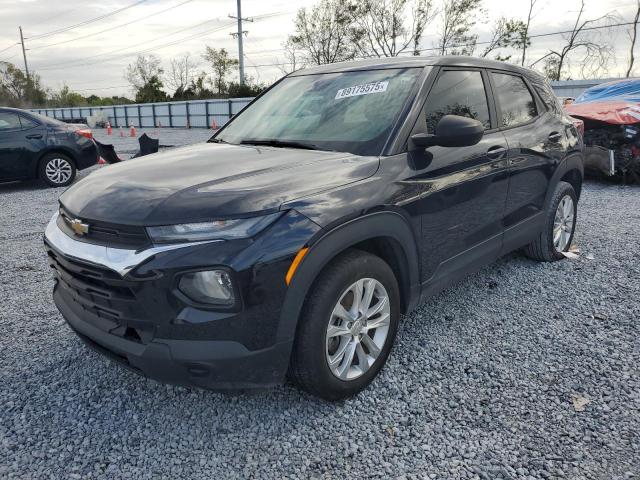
[44,210,319,390]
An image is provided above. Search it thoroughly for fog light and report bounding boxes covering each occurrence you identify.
[178,270,234,305]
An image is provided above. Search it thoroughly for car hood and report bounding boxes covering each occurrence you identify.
[60,142,378,225]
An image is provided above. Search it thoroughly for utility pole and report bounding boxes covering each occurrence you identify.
[229,0,252,85]
[19,26,30,81]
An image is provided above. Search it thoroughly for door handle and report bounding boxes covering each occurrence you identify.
[26,134,43,139]
[486,146,507,159]
[548,131,562,143]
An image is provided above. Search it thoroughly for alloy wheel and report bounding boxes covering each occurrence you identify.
[325,278,391,381]
[45,158,73,185]
[553,194,575,252]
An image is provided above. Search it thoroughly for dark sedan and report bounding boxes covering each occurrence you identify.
[0,107,98,187]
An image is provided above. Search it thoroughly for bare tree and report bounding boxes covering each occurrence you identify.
[626,0,640,77]
[288,0,357,65]
[481,17,528,60]
[532,0,616,80]
[349,0,437,57]
[436,0,484,56]
[166,53,197,95]
[520,0,537,66]
[125,55,163,90]
[277,39,305,75]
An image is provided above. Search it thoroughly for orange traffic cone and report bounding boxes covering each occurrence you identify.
[130,124,137,137]
[119,127,124,137]
[106,122,112,135]
[211,119,218,130]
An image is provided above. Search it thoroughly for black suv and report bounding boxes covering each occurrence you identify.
[44,57,583,400]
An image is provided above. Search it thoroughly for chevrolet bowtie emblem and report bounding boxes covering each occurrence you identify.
[70,218,89,236]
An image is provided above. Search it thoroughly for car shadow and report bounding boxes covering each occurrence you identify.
[0,179,50,194]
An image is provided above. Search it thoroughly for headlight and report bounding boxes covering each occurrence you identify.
[178,270,235,305]
[146,212,281,243]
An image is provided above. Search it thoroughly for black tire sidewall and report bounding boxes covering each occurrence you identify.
[294,251,400,400]
[39,153,76,187]
[547,183,578,260]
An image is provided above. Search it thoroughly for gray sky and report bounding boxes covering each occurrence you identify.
[0,0,636,98]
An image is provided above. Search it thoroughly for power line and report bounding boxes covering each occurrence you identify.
[34,11,287,71]
[26,0,149,40]
[243,19,640,68]
[414,20,640,53]
[0,42,19,55]
[37,21,237,71]
[29,0,197,50]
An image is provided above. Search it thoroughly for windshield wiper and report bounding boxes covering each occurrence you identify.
[239,138,318,150]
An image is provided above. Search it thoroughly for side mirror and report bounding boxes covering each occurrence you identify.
[411,114,485,149]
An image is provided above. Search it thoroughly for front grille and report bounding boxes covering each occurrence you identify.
[58,207,150,249]
[47,246,154,344]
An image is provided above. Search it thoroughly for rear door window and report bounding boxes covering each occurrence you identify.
[424,70,491,133]
[491,73,538,127]
[0,112,22,131]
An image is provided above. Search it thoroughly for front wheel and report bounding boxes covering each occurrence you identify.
[289,250,400,401]
[523,181,578,262]
[39,153,76,187]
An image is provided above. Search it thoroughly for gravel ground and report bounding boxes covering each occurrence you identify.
[0,132,639,479]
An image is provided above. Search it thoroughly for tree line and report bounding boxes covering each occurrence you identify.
[0,45,266,109]
[284,0,635,82]
[1,0,638,109]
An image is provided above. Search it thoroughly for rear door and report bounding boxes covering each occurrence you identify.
[0,111,28,180]
[406,68,510,287]
[488,71,565,249]
[17,114,47,177]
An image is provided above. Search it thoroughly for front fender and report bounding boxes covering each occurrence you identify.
[275,210,421,346]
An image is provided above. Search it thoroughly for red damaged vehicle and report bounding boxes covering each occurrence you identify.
[565,78,640,183]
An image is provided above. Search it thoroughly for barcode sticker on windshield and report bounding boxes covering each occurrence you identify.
[335,81,388,99]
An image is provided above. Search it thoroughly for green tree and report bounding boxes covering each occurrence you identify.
[0,62,47,107]
[49,85,87,107]
[202,47,238,95]
[134,75,167,103]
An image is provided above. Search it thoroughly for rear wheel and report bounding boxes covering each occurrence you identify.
[289,250,400,401]
[39,153,76,187]
[523,181,577,262]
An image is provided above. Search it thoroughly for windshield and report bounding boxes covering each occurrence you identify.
[214,68,423,156]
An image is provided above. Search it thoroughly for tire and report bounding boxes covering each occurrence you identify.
[289,249,400,401]
[39,153,76,187]
[523,181,578,262]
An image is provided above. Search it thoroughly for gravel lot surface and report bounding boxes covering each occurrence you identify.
[1,131,638,479]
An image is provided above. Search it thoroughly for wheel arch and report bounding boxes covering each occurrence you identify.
[545,152,584,208]
[276,210,421,345]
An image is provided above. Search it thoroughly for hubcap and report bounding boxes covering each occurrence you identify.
[45,158,72,185]
[553,195,575,252]
[325,278,391,381]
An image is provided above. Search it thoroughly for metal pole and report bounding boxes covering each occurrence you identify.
[19,26,30,80]
[236,0,244,85]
